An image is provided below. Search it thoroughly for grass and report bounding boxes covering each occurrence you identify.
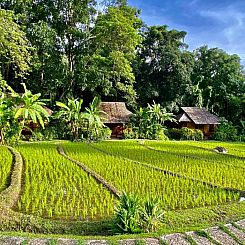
[16,143,116,220]
[195,230,221,245]
[219,224,243,245]
[0,140,244,237]
[63,142,240,210]
[0,146,13,192]
[92,141,245,190]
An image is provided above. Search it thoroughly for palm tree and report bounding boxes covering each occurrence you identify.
[14,83,50,138]
[56,98,84,141]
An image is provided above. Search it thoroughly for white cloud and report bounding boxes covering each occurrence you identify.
[198,5,245,64]
[200,7,245,43]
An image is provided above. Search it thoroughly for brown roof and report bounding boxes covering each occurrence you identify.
[176,112,192,123]
[178,107,220,125]
[100,102,133,123]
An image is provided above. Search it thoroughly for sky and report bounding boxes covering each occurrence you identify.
[128,0,245,64]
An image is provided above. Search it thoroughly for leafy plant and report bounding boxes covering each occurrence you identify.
[139,197,164,232]
[115,192,141,234]
[56,98,84,141]
[213,119,238,141]
[83,97,109,141]
[14,83,50,139]
[167,128,204,141]
[130,102,174,140]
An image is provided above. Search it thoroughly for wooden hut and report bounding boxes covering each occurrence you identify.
[99,102,133,138]
[176,107,220,137]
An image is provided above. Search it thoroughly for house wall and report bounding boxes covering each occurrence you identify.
[179,123,217,137]
[180,122,195,129]
[105,123,124,138]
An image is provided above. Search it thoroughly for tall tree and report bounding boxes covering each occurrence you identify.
[190,46,245,122]
[1,0,141,104]
[78,3,142,104]
[0,9,31,84]
[134,25,194,111]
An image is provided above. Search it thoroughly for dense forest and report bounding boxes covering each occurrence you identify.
[0,0,244,132]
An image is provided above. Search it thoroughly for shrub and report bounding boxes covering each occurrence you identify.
[213,120,239,141]
[167,128,204,141]
[139,197,164,233]
[100,127,112,140]
[180,127,195,140]
[155,128,169,141]
[166,128,182,140]
[193,129,204,141]
[30,131,45,141]
[115,192,141,234]
[123,128,138,139]
[129,103,174,140]
[115,193,165,234]
[81,126,112,142]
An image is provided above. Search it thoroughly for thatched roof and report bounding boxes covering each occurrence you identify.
[100,102,133,124]
[177,107,220,125]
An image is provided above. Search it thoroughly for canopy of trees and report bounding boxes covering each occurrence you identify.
[0,0,244,131]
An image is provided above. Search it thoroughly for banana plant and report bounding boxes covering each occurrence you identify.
[83,97,106,140]
[14,83,50,139]
[130,102,175,139]
[56,98,84,141]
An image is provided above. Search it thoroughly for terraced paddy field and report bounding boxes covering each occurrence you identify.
[0,147,13,192]
[0,140,245,237]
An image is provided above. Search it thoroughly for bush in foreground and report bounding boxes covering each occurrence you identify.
[115,192,165,233]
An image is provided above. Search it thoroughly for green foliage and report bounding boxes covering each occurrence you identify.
[0,9,31,81]
[42,123,70,141]
[0,96,16,145]
[56,97,110,142]
[134,25,194,109]
[123,128,138,139]
[14,83,50,139]
[180,128,204,141]
[167,128,204,141]
[190,46,245,125]
[213,120,239,142]
[55,98,84,141]
[83,97,107,141]
[0,1,244,133]
[0,83,23,145]
[139,197,164,233]
[87,5,142,104]
[1,0,142,103]
[130,102,173,140]
[47,239,57,245]
[115,192,141,234]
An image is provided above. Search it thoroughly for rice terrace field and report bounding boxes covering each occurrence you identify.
[0,140,245,236]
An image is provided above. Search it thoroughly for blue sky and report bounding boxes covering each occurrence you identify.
[128,0,245,64]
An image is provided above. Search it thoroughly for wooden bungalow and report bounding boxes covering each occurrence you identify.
[176,107,220,137]
[99,102,133,138]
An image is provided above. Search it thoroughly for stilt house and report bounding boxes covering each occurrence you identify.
[100,102,133,138]
[176,107,220,137]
